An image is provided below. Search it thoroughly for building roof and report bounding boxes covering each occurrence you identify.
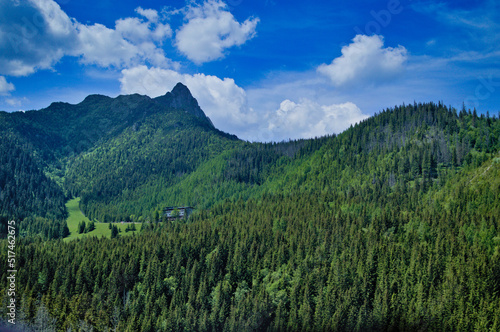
[163,206,193,211]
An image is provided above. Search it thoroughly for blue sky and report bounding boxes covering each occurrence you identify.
[0,0,499,141]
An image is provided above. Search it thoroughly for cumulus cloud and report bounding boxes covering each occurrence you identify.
[136,7,159,23]
[74,16,172,68]
[318,34,407,87]
[0,0,77,76]
[0,76,15,96]
[0,0,258,78]
[120,65,258,136]
[267,99,369,141]
[175,0,259,64]
[0,0,173,76]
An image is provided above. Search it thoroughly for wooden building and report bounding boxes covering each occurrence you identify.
[164,206,193,220]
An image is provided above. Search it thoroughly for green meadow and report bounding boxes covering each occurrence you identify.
[64,197,139,241]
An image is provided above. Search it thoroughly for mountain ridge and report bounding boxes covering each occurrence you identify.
[0,83,216,156]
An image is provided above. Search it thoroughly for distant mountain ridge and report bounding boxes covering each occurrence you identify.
[0,83,214,156]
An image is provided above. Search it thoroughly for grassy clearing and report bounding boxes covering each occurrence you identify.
[64,197,139,241]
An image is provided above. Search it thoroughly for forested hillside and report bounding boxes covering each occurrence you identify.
[0,83,227,238]
[0,132,68,238]
[0,99,499,331]
[63,108,236,222]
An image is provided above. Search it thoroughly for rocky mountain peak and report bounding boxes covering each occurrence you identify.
[154,83,214,127]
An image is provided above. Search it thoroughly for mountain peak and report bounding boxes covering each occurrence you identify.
[82,94,112,104]
[154,83,214,127]
[171,82,191,96]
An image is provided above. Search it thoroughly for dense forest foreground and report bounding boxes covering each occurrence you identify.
[0,86,499,331]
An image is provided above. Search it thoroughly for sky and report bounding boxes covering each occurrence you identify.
[0,0,499,142]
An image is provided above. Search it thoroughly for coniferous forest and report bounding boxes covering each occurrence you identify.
[1,84,500,331]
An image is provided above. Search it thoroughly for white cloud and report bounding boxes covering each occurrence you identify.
[317,34,407,87]
[115,17,168,44]
[120,65,258,137]
[175,0,259,64]
[0,76,15,96]
[74,16,173,69]
[0,0,174,76]
[267,99,369,141]
[72,7,173,69]
[0,0,78,76]
[5,97,27,107]
[136,7,159,23]
[0,0,256,78]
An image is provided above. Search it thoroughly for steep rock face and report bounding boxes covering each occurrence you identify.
[154,83,214,127]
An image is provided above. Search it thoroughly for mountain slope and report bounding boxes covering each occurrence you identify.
[0,131,68,238]
[62,101,500,224]
[0,83,224,236]
[64,108,239,222]
[1,100,499,331]
[154,82,215,127]
[0,83,214,161]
